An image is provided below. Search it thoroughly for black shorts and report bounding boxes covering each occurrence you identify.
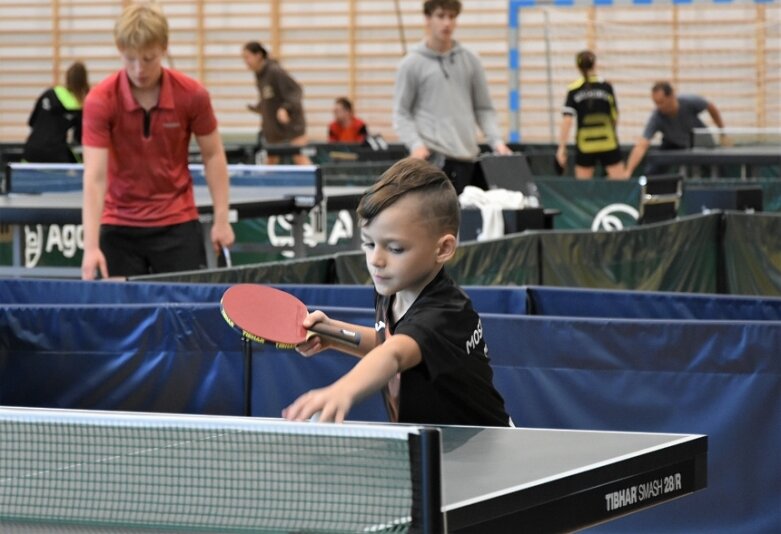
[575,147,623,168]
[99,220,206,278]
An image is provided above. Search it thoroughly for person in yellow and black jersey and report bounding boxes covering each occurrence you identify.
[23,61,90,163]
[556,51,626,180]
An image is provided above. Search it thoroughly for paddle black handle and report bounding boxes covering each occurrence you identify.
[309,323,362,346]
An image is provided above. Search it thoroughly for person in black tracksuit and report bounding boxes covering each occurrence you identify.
[23,61,89,163]
[283,158,511,427]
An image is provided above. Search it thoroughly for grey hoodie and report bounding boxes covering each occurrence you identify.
[393,40,504,161]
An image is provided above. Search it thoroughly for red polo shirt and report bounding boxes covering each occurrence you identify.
[82,68,218,226]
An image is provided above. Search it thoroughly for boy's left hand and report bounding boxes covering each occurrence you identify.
[282,385,353,423]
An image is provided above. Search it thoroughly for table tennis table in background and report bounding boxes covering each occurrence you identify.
[187,129,408,166]
[0,163,365,277]
[0,406,707,533]
[644,146,781,179]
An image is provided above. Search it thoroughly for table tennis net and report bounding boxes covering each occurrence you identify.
[0,408,429,533]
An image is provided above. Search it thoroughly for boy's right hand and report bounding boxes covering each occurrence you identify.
[295,310,331,357]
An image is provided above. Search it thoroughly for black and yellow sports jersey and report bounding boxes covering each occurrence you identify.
[562,76,619,154]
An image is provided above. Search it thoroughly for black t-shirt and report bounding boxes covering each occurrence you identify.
[375,268,510,427]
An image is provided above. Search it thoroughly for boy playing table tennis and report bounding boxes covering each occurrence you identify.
[283,158,510,426]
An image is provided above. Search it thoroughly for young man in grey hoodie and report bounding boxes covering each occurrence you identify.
[393,0,512,194]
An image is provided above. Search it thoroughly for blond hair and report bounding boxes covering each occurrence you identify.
[114,3,168,51]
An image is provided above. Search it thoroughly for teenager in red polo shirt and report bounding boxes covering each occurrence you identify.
[327,97,368,144]
[81,4,234,280]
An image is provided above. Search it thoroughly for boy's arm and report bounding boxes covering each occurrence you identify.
[284,334,422,423]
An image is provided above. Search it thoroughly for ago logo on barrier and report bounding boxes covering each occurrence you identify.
[24,224,83,268]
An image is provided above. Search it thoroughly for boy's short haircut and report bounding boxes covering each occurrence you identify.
[423,0,462,16]
[114,4,169,51]
[357,158,460,236]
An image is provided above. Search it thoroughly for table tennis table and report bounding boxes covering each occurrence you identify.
[0,163,365,277]
[0,406,707,533]
[644,146,781,179]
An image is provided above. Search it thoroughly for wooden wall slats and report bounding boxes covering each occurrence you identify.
[0,1,778,143]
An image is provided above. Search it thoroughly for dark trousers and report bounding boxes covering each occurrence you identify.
[99,220,207,278]
[441,159,478,195]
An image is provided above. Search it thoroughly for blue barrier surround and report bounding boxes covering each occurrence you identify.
[1,279,780,532]
[487,313,780,533]
[7,279,781,320]
[0,279,531,316]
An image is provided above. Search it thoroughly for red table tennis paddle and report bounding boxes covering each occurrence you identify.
[220,284,361,349]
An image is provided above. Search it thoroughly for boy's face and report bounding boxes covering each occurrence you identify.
[426,8,458,43]
[361,195,448,298]
[121,45,165,90]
